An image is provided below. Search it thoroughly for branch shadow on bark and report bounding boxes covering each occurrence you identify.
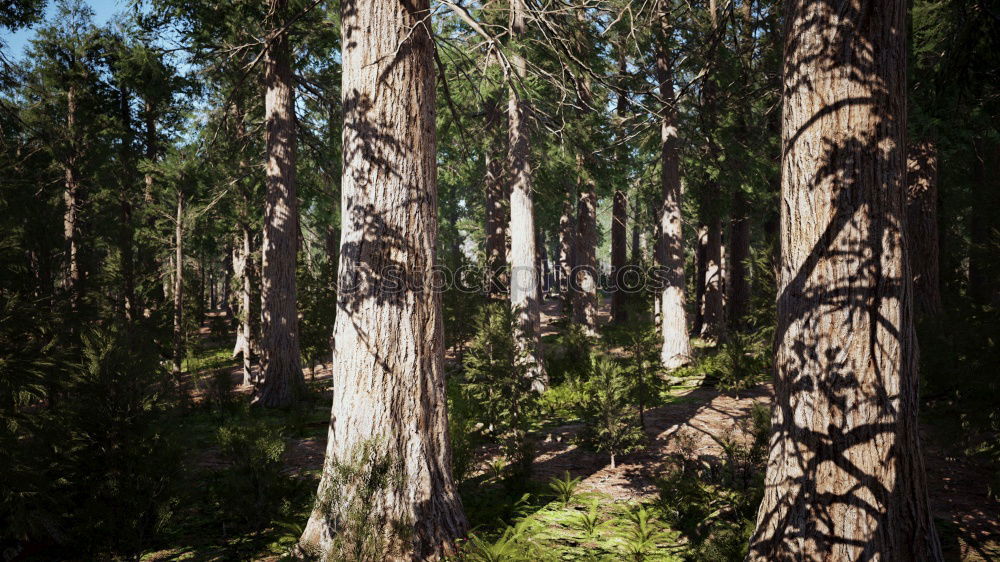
[750,1,941,558]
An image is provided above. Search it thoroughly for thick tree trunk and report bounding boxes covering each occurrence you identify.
[654,20,692,367]
[699,217,723,339]
[906,141,942,316]
[172,190,184,376]
[508,0,545,388]
[749,0,942,558]
[64,83,82,312]
[727,192,750,329]
[256,1,305,408]
[611,189,628,324]
[297,1,467,557]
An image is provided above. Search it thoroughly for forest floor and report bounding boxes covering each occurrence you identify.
[151,301,1000,561]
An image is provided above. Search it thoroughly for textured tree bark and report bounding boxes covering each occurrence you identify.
[172,190,184,376]
[611,189,628,324]
[699,217,723,339]
[232,227,256,387]
[573,167,599,335]
[484,81,508,301]
[727,192,750,329]
[906,141,942,316]
[297,0,467,558]
[63,83,82,312]
[693,224,707,335]
[558,193,575,301]
[749,0,942,558]
[508,0,545,388]
[654,16,692,367]
[256,0,305,408]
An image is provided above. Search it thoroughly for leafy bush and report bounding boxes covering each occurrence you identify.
[212,415,290,531]
[462,303,538,481]
[545,323,594,385]
[713,331,770,396]
[57,327,182,559]
[297,261,337,376]
[576,357,645,468]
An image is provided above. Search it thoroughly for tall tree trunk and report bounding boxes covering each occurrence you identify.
[655,12,692,367]
[968,139,998,307]
[64,83,82,313]
[693,224,707,335]
[222,243,233,316]
[573,175,598,334]
[906,141,942,316]
[119,85,137,321]
[508,0,545,388]
[700,218,723,339]
[611,189,628,324]
[172,190,184,377]
[728,191,750,329]
[558,193,574,301]
[298,0,467,557]
[233,227,256,387]
[256,0,305,408]
[484,80,508,301]
[749,0,942,557]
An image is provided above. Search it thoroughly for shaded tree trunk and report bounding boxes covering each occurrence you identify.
[256,0,305,408]
[64,83,82,312]
[693,224,707,334]
[654,13,692,367]
[118,85,137,322]
[968,139,998,307]
[573,173,598,334]
[508,0,545,388]
[700,217,723,339]
[611,189,628,324]
[906,141,942,316]
[749,0,942,558]
[172,190,184,376]
[558,193,575,301]
[728,192,750,329]
[484,79,508,301]
[297,0,468,557]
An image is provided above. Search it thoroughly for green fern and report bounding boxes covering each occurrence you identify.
[548,471,582,506]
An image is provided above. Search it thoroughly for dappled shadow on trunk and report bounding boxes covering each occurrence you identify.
[749,0,940,559]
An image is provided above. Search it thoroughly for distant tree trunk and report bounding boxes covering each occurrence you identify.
[693,224,707,334]
[611,189,628,324]
[256,0,305,408]
[64,83,82,312]
[484,79,508,301]
[508,0,545,388]
[728,192,750,329]
[749,0,942,558]
[536,230,549,296]
[573,171,599,335]
[700,218,723,339]
[297,0,467,557]
[654,13,692,367]
[172,190,184,376]
[558,193,575,301]
[232,227,256,386]
[118,85,137,321]
[906,141,942,316]
[222,243,233,316]
[968,139,998,307]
